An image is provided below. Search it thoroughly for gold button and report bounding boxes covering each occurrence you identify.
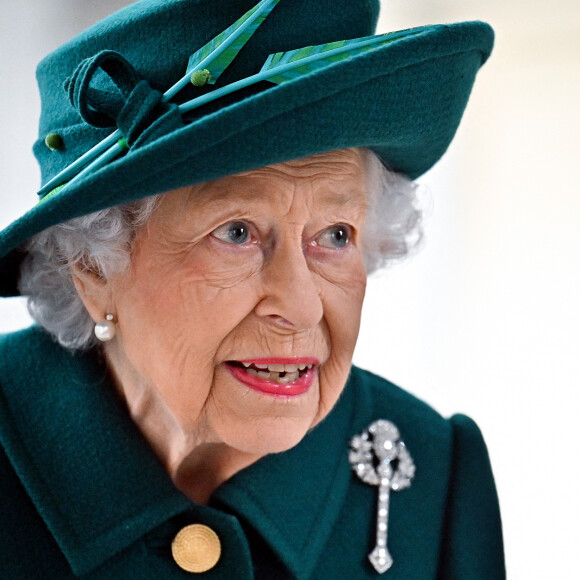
[171,524,221,573]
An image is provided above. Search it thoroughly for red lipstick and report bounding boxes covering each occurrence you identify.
[225,358,319,397]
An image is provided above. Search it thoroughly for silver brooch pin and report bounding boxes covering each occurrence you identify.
[349,420,415,574]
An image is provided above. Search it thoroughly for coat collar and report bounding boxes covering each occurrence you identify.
[0,328,191,575]
[0,327,359,578]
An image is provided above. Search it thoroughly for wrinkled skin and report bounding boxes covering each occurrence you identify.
[73,148,369,502]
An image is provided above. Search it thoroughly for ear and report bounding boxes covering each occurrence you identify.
[71,262,113,323]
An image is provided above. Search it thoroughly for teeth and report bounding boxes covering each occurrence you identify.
[239,362,314,373]
[278,371,300,383]
[239,362,315,384]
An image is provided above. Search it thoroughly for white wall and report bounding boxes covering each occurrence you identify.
[1,2,578,578]
[361,2,579,578]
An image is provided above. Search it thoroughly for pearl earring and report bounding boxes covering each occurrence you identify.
[94,313,116,342]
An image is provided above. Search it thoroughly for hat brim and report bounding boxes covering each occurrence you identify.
[0,21,493,297]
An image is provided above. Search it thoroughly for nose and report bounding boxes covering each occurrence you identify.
[255,238,323,330]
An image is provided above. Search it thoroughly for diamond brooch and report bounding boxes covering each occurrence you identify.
[348,419,415,574]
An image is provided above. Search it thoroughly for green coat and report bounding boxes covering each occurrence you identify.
[0,327,504,579]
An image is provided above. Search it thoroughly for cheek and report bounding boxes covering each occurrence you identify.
[324,269,366,367]
[126,240,263,334]
[192,239,263,288]
[315,251,367,332]
[175,268,263,349]
[110,244,264,427]
[314,259,367,422]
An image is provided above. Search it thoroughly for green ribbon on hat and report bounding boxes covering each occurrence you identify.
[38,0,282,201]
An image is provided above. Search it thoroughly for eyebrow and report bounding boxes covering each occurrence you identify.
[315,188,368,208]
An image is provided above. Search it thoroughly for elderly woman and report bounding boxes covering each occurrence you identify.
[0,0,504,578]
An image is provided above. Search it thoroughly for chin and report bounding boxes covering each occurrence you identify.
[216,414,317,457]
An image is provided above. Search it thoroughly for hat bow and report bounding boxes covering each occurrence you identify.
[66,50,184,149]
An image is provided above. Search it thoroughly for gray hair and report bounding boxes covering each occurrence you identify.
[19,149,421,350]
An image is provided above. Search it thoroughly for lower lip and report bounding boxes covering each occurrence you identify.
[225,363,317,397]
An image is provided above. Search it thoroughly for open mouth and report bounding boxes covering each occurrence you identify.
[225,359,318,397]
[227,361,314,384]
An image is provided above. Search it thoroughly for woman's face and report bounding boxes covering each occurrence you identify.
[99,149,368,458]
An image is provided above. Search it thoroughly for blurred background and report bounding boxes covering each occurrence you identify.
[1,1,578,577]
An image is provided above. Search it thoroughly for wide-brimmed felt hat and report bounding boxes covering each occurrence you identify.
[0,0,493,297]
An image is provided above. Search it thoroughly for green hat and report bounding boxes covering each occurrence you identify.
[0,0,493,297]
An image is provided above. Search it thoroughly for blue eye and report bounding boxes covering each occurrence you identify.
[317,224,351,249]
[211,221,251,245]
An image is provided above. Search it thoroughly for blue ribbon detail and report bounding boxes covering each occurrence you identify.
[66,50,184,148]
